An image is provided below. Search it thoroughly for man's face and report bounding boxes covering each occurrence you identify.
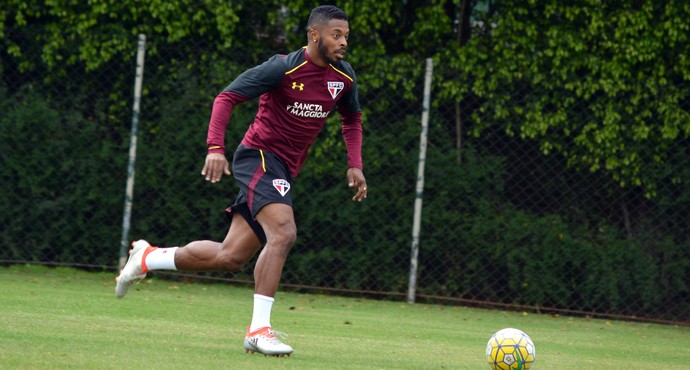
[317,19,349,64]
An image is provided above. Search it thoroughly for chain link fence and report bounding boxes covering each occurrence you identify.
[2,30,689,326]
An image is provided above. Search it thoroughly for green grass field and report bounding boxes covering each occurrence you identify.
[1,265,689,369]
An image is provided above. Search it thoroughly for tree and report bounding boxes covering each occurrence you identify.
[440,0,690,197]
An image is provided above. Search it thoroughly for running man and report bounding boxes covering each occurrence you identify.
[115,5,366,357]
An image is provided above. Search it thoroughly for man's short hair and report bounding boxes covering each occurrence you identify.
[307,5,348,29]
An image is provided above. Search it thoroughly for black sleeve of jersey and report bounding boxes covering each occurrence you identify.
[336,61,362,113]
[223,54,287,99]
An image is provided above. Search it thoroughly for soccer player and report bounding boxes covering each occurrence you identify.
[115,5,367,357]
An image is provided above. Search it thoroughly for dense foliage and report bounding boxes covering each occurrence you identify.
[2,1,689,322]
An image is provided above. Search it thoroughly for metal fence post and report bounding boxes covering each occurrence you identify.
[119,34,147,270]
[408,58,434,304]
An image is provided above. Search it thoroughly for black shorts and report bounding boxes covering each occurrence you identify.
[225,144,294,245]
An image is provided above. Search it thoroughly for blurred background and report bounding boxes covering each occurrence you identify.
[2,0,689,325]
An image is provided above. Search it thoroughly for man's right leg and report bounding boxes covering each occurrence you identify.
[174,213,262,271]
[115,212,262,298]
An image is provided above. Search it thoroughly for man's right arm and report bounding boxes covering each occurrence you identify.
[206,91,249,154]
[201,91,248,183]
[206,54,288,154]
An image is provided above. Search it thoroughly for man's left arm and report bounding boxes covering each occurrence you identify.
[338,65,366,201]
[341,109,366,201]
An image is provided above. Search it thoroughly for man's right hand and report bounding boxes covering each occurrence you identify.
[201,152,231,183]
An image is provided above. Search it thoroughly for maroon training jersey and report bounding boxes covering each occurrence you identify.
[206,47,363,177]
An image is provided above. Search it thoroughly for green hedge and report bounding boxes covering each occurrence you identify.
[2,84,689,319]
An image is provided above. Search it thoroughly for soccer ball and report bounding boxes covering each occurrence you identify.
[486,328,536,370]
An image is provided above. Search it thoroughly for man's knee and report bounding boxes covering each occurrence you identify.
[266,222,297,252]
[270,227,296,247]
[217,251,248,272]
[257,203,297,251]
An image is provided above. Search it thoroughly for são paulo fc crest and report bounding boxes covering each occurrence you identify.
[327,81,344,99]
[273,179,291,196]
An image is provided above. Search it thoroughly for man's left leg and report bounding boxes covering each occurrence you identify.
[243,203,296,356]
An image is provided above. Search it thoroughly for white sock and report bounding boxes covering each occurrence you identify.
[143,247,178,271]
[249,294,274,332]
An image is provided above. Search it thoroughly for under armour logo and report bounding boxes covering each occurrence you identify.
[292,82,304,90]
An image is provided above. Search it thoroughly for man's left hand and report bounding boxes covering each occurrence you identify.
[347,167,367,202]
